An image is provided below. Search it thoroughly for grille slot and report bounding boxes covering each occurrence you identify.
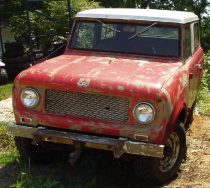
[45,90,129,122]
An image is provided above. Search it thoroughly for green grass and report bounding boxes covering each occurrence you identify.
[0,151,19,165]
[0,122,15,152]
[11,173,64,188]
[0,122,18,165]
[11,172,96,188]
[0,83,13,100]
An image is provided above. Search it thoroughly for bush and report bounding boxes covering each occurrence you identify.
[201,17,210,52]
[198,51,210,115]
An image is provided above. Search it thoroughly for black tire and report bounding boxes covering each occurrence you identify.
[15,137,55,165]
[133,123,186,184]
[0,68,8,85]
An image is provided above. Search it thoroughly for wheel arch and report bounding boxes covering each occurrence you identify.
[163,100,188,143]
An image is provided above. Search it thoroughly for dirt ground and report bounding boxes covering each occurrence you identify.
[0,113,209,187]
[167,115,210,187]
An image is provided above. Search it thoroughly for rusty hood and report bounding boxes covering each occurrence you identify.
[16,50,182,96]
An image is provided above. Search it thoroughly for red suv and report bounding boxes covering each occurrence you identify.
[8,8,204,184]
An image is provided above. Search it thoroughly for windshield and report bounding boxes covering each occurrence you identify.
[70,20,180,57]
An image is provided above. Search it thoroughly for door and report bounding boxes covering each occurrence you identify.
[186,22,204,107]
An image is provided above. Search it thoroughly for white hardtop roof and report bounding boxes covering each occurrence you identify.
[76,8,198,24]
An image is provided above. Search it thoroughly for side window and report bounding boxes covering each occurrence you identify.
[183,25,191,60]
[101,24,116,40]
[194,23,200,51]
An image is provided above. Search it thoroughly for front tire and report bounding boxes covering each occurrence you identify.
[133,123,186,184]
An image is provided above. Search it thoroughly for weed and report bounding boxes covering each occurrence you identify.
[0,83,13,101]
[0,122,18,166]
[11,172,63,188]
[11,167,96,188]
[0,151,19,165]
[0,122,15,152]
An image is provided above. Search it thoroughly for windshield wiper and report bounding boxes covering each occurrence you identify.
[96,19,121,33]
[128,22,159,40]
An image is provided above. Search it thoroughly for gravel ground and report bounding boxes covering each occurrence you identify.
[0,98,14,122]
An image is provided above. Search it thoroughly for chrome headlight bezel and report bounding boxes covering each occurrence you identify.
[21,88,40,108]
[133,102,156,124]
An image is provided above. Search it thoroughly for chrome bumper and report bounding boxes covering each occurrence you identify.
[7,124,164,158]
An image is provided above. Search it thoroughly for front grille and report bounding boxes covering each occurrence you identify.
[45,90,129,122]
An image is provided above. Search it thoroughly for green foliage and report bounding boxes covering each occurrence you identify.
[12,171,96,188]
[12,172,63,188]
[0,122,18,165]
[0,122,15,151]
[97,0,209,18]
[8,0,100,51]
[0,83,13,101]
[0,0,42,22]
[198,51,210,115]
[201,17,210,52]
[0,0,24,18]
[0,151,19,165]
[71,0,101,16]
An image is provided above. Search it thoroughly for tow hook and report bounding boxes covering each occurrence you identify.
[68,142,83,166]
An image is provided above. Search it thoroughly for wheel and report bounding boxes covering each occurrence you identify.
[133,123,186,184]
[0,68,8,85]
[15,137,55,164]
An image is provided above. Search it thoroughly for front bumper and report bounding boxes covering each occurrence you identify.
[7,124,164,158]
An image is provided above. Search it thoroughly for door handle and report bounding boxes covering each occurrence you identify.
[195,64,202,70]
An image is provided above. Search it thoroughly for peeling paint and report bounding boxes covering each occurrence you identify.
[12,46,204,145]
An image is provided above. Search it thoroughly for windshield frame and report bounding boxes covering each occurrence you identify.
[68,19,181,58]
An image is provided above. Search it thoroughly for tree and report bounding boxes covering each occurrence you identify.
[2,0,210,51]
[0,0,42,22]
[201,16,210,51]
[7,0,100,51]
[97,0,209,16]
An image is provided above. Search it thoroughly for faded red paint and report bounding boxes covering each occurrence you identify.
[13,30,204,145]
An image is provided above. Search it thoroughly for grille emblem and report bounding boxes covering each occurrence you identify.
[77,78,90,88]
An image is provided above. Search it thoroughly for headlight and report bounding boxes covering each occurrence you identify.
[134,102,155,124]
[21,88,39,108]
